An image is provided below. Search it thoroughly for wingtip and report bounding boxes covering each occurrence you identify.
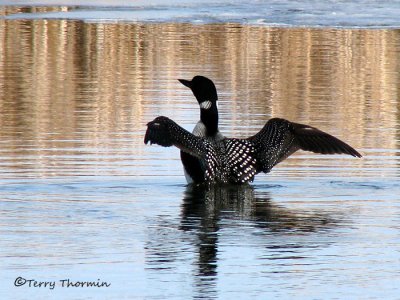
[343,144,362,158]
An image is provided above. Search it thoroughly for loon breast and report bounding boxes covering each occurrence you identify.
[182,120,224,184]
[192,121,207,137]
[192,120,224,141]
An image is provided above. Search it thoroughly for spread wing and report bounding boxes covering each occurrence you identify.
[249,118,361,173]
[292,121,362,157]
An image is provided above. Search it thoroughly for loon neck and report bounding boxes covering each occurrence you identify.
[200,104,219,136]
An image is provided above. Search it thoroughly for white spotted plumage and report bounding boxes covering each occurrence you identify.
[203,138,257,184]
[146,116,361,185]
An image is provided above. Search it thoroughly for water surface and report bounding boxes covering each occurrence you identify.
[2,1,400,27]
[1,15,400,300]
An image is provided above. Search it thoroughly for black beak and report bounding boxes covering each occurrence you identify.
[178,79,192,88]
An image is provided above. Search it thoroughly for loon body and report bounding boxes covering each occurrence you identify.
[144,116,361,185]
[178,76,224,183]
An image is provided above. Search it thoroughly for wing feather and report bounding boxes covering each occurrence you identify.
[249,118,361,173]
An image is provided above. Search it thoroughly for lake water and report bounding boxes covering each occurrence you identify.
[1,3,400,300]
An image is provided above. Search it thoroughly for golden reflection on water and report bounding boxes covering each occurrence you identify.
[0,19,399,177]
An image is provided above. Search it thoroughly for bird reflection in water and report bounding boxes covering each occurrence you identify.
[145,184,339,297]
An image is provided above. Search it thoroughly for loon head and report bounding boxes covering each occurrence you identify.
[178,76,218,110]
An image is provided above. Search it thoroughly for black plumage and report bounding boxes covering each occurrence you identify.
[178,76,223,183]
[144,116,361,184]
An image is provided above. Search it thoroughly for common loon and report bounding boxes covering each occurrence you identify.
[178,76,224,184]
[144,116,361,184]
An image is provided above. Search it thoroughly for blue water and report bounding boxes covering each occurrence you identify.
[1,0,400,28]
